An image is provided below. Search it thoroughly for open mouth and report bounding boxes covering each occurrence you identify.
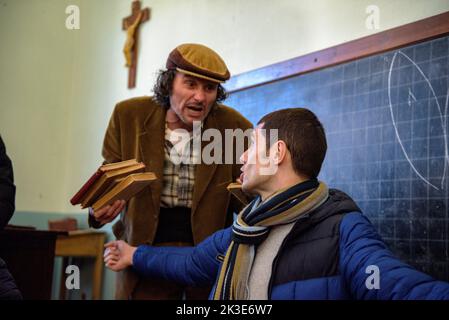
[187,105,203,112]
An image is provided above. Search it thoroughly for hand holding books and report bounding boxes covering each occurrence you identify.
[71,159,156,225]
[91,200,126,225]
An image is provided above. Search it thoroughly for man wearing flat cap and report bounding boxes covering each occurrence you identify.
[89,43,252,299]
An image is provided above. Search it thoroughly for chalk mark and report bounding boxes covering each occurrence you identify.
[408,88,417,107]
[388,50,449,190]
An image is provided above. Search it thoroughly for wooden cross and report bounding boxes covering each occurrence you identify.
[122,0,150,89]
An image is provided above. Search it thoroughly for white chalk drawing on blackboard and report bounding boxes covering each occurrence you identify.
[388,50,449,190]
[408,88,417,107]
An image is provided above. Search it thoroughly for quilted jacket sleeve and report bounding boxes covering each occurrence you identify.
[340,212,449,300]
[132,227,232,286]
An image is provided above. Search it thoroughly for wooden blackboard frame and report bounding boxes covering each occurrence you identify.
[225,11,449,93]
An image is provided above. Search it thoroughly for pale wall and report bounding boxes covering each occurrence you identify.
[0,0,448,300]
[1,0,448,213]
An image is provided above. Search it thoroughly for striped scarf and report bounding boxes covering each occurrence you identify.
[213,179,329,300]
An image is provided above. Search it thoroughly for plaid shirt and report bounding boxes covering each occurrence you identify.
[160,125,200,208]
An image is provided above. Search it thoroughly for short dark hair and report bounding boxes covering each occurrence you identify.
[257,108,327,179]
[152,69,228,108]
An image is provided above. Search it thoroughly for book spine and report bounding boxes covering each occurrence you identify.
[70,171,103,205]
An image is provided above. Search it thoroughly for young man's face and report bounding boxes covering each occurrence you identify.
[239,124,277,196]
[169,72,218,128]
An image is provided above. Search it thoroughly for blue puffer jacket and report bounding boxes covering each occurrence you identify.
[133,191,449,300]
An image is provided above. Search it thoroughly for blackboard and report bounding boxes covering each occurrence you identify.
[226,27,449,280]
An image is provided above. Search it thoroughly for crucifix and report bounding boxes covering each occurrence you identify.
[122,0,150,89]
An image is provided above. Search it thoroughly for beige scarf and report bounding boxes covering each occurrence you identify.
[213,179,329,300]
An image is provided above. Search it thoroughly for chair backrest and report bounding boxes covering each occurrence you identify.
[48,218,78,232]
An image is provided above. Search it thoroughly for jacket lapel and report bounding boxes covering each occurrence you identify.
[137,105,220,216]
[192,109,218,215]
[139,106,166,214]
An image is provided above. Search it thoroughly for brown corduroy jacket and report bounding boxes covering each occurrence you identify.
[90,96,252,299]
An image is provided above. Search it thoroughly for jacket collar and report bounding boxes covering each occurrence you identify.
[138,103,219,215]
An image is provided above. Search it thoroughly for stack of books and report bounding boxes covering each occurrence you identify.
[227,182,250,206]
[70,159,156,213]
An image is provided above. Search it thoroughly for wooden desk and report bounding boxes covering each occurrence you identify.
[55,230,106,300]
[0,227,61,300]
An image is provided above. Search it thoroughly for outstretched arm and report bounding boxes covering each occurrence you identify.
[340,212,449,300]
[105,227,232,287]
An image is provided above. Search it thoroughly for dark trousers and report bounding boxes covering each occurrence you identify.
[131,278,211,300]
[0,258,22,300]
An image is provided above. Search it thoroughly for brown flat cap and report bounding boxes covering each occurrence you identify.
[166,43,230,83]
